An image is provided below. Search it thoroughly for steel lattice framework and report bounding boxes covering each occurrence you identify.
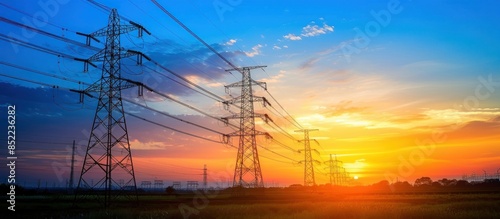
[74,8,149,207]
[296,129,319,186]
[223,66,271,188]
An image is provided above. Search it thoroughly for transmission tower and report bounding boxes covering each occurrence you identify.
[69,140,76,191]
[223,66,272,188]
[296,129,319,186]
[326,154,333,185]
[73,8,150,207]
[203,164,207,190]
[325,154,344,186]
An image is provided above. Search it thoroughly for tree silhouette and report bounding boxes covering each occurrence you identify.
[414,177,433,187]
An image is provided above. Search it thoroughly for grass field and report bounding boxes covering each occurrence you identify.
[6,189,500,218]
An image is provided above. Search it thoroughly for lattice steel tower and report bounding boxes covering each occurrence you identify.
[74,9,149,207]
[223,66,271,188]
[296,129,319,186]
[326,154,343,186]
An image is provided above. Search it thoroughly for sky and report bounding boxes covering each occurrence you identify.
[0,0,500,188]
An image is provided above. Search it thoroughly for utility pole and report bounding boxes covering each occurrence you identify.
[69,140,75,190]
[203,164,207,190]
[223,66,272,188]
[73,8,150,207]
[296,129,319,186]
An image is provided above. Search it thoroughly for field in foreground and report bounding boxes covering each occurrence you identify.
[5,189,500,219]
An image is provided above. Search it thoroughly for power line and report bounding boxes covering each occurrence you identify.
[269,137,300,154]
[2,12,227,107]
[149,59,226,102]
[0,139,85,147]
[126,112,223,144]
[150,0,303,134]
[0,16,100,51]
[149,0,303,133]
[0,2,76,32]
[266,119,300,142]
[142,65,221,102]
[126,0,235,83]
[257,144,300,163]
[0,61,90,86]
[142,84,239,130]
[0,33,79,59]
[123,98,226,136]
[0,72,65,89]
[266,90,303,129]
[150,0,238,74]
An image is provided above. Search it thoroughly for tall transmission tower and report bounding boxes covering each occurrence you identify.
[223,66,272,188]
[296,129,319,186]
[73,8,150,207]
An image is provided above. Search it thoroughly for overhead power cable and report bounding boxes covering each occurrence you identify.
[0,2,76,32]
[123,98,225,136]
[126,112,222,144]
[143,84,239,130]
[151,0,238,73]
[149,59,225,102]
[0,16,100,51]
[0,61,90,86]
[0,33,79,59]
[0,72,67,89]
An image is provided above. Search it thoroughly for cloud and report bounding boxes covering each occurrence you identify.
[262,70,286,83]
[273,45,281,50]
[390,113,430,124]
[301,23,334,37]
[225,39,237,46]
[299,57,320,70]
[283,19,334,41]
[283,33,302,41]
[245,44,263,57]
[324,101,368,117]
[139,41,245,96]
[184,75,224,88]
[130,139,175,150]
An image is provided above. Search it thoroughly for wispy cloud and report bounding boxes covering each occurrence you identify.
[283,33,302,41]
[299,57,320,70]
[283,19,334,41]
[301,22,334,37]
[262,70,286,83]
[225,39,237,46]
[245,44,263,57]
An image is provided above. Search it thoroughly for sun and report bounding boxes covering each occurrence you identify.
[354,175,359,180]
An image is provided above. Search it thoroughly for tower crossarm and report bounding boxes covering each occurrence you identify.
[223,96,271,107]
[222,130,271,144]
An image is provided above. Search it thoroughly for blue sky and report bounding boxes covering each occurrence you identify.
[1,0,500,187]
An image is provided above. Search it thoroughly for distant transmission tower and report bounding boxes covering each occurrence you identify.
[73,8,150,207]
[223,66,272,188]
[296,129,319,186]
[326,154,343,186]
[203,164,207,190]
[69,140,75,191]
[326,154,333,185]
